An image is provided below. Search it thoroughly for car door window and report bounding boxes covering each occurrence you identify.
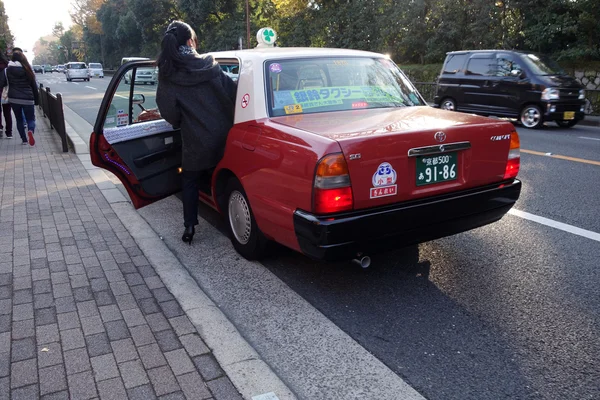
[496,55,523,77]
[443,54,467,74]
[104,70,161,129]
[465,56,495,76]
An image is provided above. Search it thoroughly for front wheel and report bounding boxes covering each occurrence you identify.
[555,119,578,128]
[520,105,543,129]
[225,179,268,260]
[440,98,456,111]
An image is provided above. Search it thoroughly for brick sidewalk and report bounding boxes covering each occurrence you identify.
[0,111,242,399]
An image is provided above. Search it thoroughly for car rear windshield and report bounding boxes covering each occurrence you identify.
[266,57,424,117]
[70,64,87,69]
[89,63,102,69]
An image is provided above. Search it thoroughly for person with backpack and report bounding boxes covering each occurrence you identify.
[0,47,39,145]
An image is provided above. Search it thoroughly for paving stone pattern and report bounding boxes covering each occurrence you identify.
[0,111,242,399]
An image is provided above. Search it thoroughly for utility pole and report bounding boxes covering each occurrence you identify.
[246,0,250,49]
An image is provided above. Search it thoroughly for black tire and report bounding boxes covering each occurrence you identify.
[224,178,268,260]
[440,97,456,111]
[520,105,544,129]
[555,119,578,128]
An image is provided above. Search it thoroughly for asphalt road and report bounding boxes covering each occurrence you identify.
[37,72,600,400]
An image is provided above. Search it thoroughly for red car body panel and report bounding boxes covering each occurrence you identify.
[214,120,341,253]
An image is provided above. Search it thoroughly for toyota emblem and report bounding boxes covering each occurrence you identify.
[434,131,446,143]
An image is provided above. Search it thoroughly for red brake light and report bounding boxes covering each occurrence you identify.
[314,187,353,214]
[504,130,520,180]
[313,154,353,214]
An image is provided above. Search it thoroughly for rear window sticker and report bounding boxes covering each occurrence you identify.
[370,162,397,199]
[117,110,129,127]
[270,63,282,73]
[284,104,303,114]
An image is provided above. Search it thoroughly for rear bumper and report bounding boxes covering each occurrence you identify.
[294,179,522,261]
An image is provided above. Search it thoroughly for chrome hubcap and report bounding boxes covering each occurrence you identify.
[442,100,455,111]
[521,107,540,128]
[228,191,251,245]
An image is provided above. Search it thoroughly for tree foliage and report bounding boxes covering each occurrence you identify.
[34,0,600,67]
[0,0,14,54]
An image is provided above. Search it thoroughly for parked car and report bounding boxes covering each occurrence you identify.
[434,50,586,128]
[88,62,104,78]
[121,57,157,85]
[56,65,65,73]
[43,65,53,73]
[65,62,89,82]
[33,65,43,73]
[220,64,239,82]
[90,32,521,263]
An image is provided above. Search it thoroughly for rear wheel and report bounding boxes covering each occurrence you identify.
[225,178,268,260]
[440,98,456,111]
[555,119,578,128]
[520,105,543,129]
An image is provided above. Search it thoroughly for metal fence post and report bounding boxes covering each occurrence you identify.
[56,93,68,152]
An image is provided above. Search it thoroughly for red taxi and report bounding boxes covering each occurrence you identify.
[90,31,521,262]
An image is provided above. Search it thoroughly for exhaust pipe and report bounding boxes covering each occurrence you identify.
[352,255,371,269]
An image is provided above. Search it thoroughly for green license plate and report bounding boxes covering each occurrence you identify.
[416,152,458,186]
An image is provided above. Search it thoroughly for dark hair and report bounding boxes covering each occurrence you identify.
[156,20,197,78]
[11,50,35,83]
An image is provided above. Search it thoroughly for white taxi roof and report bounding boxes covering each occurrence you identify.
[209,47,386,62]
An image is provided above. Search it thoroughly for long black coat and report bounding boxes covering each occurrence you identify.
[156,54,236,171]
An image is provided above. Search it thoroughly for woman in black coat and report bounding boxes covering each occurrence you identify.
[156,21,237,244]
[0,48,39,145]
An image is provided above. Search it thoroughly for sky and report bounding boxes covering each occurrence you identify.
[4,0,73,57]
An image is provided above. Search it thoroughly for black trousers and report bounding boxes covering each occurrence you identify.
[182,170,210,228]
[0,103,12,136]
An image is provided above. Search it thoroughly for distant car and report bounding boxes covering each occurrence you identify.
[434,50,586,128]
[88,63,104,78]
[121,57,157,85]
[90,35,522,262]
[56,65,65,73]
[220,64,239,82]
[33,65,43,73]
[43,65,53,73]
[65,62,89,82]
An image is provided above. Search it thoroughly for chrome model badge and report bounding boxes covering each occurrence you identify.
[434,131,446,143]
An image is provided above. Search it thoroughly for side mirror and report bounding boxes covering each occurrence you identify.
[510,69,525,79]
[132,94,145,105]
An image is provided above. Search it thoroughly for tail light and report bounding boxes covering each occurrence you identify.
[313,153,353,214]
[503,130,520,180]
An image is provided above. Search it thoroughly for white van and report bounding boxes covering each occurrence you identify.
[65,62,89,82]
[88,63,104,78]
[121,57,157,85]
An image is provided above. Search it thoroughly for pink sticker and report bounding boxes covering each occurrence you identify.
[270,63,282,73]
[241,93,250,109]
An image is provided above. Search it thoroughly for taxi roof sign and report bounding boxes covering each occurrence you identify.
[256,28,277,48]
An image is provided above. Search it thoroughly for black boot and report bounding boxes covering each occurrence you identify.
[182,226,195,244]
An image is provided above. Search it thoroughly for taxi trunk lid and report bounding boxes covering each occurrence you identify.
[273,106,516,211]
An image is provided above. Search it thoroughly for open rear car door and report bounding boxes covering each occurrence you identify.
[90,61,182,209]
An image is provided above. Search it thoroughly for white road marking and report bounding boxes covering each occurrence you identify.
[115,94,128,99]
[579,136,600,141]
[73,82,79,85]
[85,86,97,90]
[509,209,600,243]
